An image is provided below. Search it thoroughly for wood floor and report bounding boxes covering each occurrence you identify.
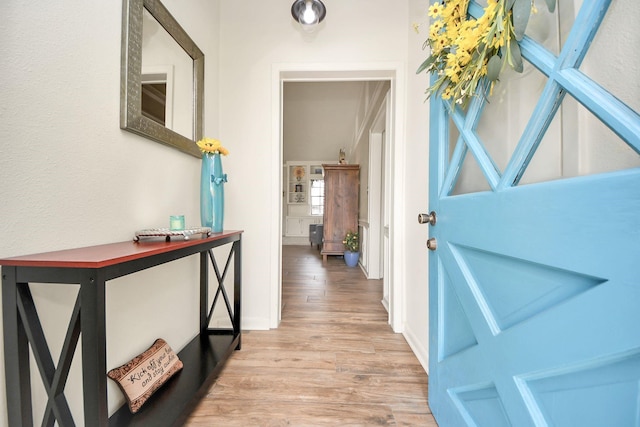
[185,245,438,426]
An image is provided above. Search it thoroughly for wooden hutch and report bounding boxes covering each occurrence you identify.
[321,164,360,263]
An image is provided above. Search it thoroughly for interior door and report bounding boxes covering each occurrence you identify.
[427,1,640,426]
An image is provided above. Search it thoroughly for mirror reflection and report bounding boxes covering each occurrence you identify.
[121,0,204,157]
[141,8,194,138]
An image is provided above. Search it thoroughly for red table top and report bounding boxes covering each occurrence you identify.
[0,231,242,269]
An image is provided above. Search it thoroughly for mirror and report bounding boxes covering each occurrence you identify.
[121,0,204,157]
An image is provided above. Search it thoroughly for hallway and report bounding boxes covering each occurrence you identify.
[185,244,437,426]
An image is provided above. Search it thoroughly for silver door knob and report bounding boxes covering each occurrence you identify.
[426,238,437,251]
[418,211,436,226]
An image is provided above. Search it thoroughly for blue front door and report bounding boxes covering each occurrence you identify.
[427,1,640,425]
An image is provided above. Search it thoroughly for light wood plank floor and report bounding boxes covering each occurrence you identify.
[185,245,438,426]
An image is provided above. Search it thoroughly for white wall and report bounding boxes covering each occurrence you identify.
[283,81,365,162]
[0,1,220,424]
[404,0,432,369]
[578,0,640,173]
[352,81,391,221]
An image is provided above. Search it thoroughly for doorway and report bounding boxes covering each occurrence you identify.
[271,65,407,332]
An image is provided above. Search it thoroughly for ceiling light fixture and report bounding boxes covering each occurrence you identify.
[291,0,326,32]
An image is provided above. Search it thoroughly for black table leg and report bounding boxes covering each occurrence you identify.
[233,238,242,350]
[2,267,33,427]
[80,270,108,427]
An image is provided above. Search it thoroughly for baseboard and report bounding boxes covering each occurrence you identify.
[403,324,429,375]
[241,316,272,331]
[282,236,311,245]
[381,297,389,312]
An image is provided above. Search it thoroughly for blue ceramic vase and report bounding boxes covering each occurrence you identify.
[200,153,227,232]
[344,251,359,267]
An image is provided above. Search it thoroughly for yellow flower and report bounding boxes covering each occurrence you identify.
[428,3,443,18]
[196,137,229,156]
[456,49,472,66]
[491,30,505,48]
[430,20,444,34]
[434,36,447,53]
[446,67,461,84]
[442,87,454,100]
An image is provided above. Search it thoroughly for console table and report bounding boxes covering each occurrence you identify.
[0,231,243,427]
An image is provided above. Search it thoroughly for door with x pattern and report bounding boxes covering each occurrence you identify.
[427,1,640,426]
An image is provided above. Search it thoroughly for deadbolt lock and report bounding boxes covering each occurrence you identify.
[418,211,437,226]
[426,238,437,251]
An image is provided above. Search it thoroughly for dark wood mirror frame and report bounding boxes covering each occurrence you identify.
[121,0,204,157]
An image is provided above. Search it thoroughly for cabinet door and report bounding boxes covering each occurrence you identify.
[285,217,319,237]
[285,218,304,236]
[299,217,320,236]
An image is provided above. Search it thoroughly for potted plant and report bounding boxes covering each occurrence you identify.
[343,231,359,267]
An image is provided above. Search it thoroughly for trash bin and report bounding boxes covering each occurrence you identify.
[309,224,323,249]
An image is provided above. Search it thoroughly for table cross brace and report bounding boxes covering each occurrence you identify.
[206,246,235,329]
[16,283,80,427]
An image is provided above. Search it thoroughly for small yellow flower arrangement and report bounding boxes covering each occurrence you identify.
[343,231,359,253]
[416,0,556,108]
[196,137,229,156]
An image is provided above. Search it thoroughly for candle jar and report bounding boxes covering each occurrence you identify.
[169,215,185,231]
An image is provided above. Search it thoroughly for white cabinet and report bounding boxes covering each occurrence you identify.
[286,162,324,205]
[285,216,322,237]
[284,161,325,238]
[288,164,307,204]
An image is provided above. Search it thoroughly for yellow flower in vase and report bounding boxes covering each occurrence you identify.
[196,137,229,156]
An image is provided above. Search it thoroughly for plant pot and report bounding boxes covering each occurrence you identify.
[344,250,359,267]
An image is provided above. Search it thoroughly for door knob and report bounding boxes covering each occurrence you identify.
[426,238,437,251]
[418,211,436,226]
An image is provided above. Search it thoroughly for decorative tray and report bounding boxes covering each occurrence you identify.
[134,227,211,242]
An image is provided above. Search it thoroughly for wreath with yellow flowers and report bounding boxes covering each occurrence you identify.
[416,0,556,108]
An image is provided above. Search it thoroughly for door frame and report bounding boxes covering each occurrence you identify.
[270,63,407,332]
[368,91,389,282]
